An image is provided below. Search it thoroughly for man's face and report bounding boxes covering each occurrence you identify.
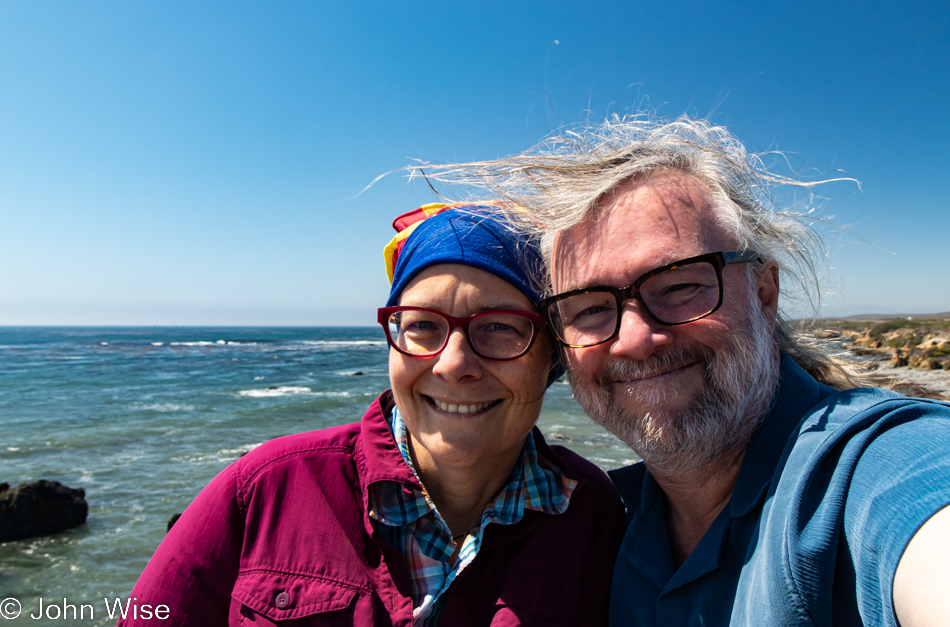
[552,170,781,476]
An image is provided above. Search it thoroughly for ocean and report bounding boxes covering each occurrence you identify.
[0,327,635,626]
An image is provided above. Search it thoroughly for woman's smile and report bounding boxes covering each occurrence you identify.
[424,395,502,415]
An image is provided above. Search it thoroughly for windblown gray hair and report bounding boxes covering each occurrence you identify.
[414,115,878,391]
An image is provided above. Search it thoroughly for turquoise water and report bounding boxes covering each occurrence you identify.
[0,327,634,626]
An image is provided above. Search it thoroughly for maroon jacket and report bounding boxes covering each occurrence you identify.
[119,392,625,626]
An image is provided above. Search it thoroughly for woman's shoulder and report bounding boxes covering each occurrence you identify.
[226,424,361,491]
[252,421,360,458]
[228,392,395,490]
[239,391,387,457]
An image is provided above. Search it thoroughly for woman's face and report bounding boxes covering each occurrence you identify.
[389,263,552,476]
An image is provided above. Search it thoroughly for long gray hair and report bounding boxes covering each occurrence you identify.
[414,115,876,390]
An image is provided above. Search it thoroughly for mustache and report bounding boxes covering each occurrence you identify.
[594,345,713,386]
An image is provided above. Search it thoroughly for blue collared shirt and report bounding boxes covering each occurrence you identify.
[609,353,950,626]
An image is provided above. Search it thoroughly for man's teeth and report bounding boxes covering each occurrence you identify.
[435,400,494,414]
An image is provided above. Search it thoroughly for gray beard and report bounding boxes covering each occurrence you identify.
[571,301,780,477]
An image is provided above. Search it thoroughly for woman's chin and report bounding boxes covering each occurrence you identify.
[414,430,524,476]
[418,435,490,468]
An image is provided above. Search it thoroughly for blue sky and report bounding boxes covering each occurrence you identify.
[1,1,948,325]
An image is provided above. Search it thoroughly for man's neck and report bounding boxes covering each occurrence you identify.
[652,450,745,568]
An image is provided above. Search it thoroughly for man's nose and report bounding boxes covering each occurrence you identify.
[609,301,675,360]
[431,328,483,382]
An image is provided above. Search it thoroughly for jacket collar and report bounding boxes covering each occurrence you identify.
[356,391,423,494]
[729,352,837,517]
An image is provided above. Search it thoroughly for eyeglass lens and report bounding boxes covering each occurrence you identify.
[548,260,721,346]
[385,310,536,359]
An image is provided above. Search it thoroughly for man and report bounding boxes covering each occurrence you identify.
[427,117,950,625]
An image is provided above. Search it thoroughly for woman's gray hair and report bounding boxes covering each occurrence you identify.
[415,114,879,390]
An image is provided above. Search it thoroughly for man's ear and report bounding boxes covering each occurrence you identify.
[756,260,780,327]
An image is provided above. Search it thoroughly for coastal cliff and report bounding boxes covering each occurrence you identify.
[806,316,950,400]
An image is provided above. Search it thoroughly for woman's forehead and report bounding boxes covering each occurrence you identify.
[397,264,534,312]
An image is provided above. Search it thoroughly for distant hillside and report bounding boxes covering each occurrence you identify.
[831,312,950,321]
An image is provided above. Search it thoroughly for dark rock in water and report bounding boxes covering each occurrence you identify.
[167,512,182,532]
[0,480,88,541]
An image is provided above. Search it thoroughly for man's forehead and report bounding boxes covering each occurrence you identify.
[551,171,726,290]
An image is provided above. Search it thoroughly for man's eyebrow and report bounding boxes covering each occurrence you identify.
[553,278,616,295]
[557,281,597,293]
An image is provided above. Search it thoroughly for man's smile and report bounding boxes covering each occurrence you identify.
[613,360,702,384]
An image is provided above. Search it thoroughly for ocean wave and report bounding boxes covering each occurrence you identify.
[336,370,385,376]
[71,468,95,484]
[237,386,354,398]
[169,340,259,347]
[136,403,196,413]
[297,340,385,347]
[218,443,263,457]
[589,455,639,467]
[170,442,264,466]
[238,386,313,397]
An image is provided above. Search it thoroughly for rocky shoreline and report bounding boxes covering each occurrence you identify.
[806,316,950,400]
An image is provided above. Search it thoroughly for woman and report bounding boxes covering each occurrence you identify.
[119,203,625,626]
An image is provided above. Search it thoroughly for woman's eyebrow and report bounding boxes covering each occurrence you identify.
[395,301,531,313]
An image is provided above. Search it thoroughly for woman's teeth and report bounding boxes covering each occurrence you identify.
[435,400,494,414]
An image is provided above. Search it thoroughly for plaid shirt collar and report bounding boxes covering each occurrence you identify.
[369,406,577,527]
[368,406,578,625]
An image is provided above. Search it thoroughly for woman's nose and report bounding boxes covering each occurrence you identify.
[431,329,483,381]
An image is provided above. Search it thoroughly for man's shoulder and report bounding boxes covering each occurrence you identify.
[774,386,950,484]
[796,386,950,438]
[753,387,950,625]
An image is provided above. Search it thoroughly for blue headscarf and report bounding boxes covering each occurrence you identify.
[384,203,563,385]
[386,204,544,306]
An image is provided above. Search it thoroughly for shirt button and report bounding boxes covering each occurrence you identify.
[275,591,291,608]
